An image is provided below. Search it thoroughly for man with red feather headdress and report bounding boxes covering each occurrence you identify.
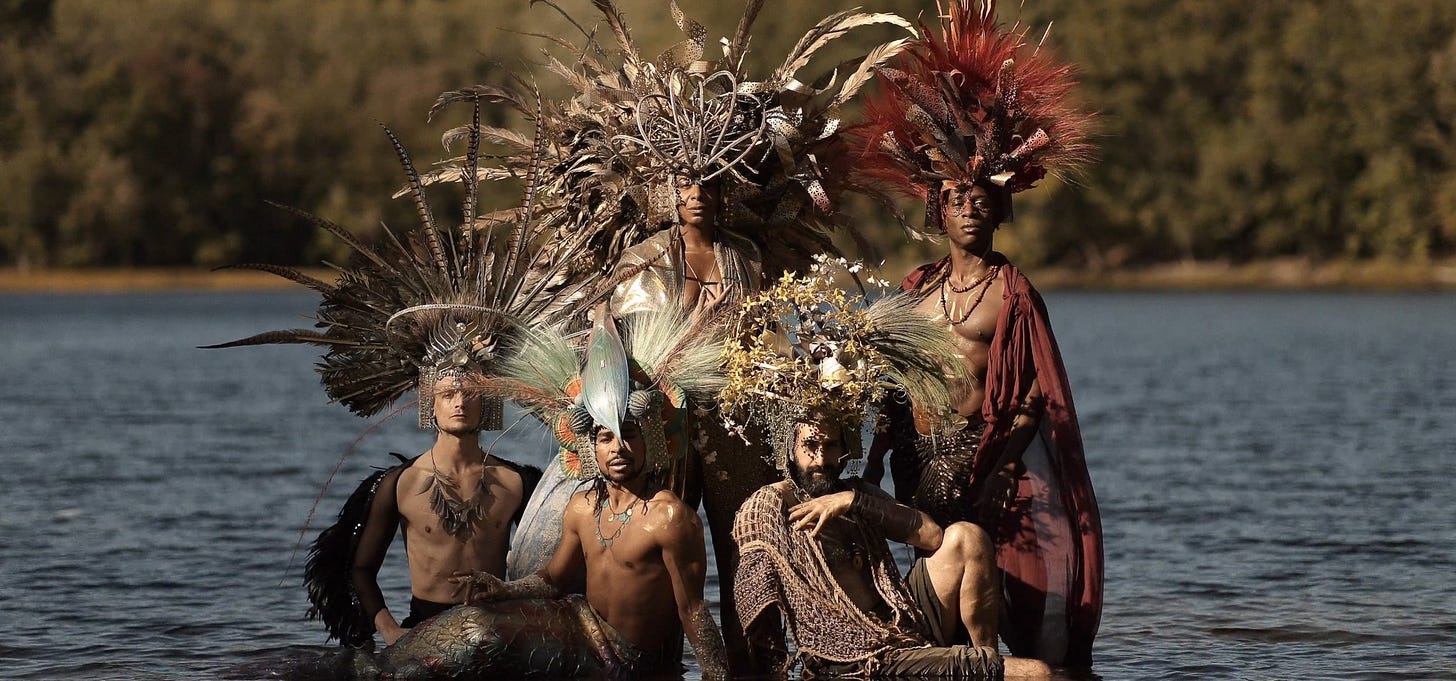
[856,0,1103,668]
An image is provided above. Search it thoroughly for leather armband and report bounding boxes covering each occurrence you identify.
[851,489,923,541]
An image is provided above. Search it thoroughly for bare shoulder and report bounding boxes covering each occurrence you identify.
[396,458,431,489]
[646,489,703,542]
[563,489,595,518]
[484,456,525,493]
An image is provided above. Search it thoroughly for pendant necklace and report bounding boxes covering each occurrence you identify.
[940,265,1000,325]
[594,494,636,547]
[421,448,492,541]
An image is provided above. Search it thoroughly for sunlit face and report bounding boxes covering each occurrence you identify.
[431,372,484,435]
[593,420,647,484]
[940,181,1002,249]
[788,418,846,497]
[675,175,721,228]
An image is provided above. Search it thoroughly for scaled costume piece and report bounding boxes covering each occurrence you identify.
[360,596,647,680]
[733,482,1003,679]
[303,454,541,647]
[852,0,1102,666]
[900,256,1103,667]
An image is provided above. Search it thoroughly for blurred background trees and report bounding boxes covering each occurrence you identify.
[2,0,1454,270]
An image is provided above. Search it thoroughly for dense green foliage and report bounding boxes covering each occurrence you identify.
[3,0,1454,269]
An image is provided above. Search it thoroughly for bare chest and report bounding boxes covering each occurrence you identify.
[395,469,518,548]
[915,283,1002,366]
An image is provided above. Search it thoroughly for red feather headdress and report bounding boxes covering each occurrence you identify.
[855,0,1094,225]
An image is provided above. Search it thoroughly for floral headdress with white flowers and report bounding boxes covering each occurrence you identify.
[718,255,968,472]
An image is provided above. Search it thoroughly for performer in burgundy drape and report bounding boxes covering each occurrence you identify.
[854,0,1103,667]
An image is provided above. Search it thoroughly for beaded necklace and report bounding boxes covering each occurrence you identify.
[939,265,1000,325]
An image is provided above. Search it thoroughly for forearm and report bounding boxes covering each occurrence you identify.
[496,571,559,601]
[851,488,941,551]
[999,395,1045,466]
[682,601,728,680]
[351,567,390,630]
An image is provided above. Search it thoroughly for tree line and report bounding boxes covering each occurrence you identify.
[3,0,1454,270]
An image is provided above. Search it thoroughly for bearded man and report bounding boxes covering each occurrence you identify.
[734,415,1051,678]
[717,265,1050,677]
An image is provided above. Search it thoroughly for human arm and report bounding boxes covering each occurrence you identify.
[1000,377,1044,465]
[787,484,942,551]
[864,430,890,486]
[450,491,587,602]
[660,505,728,680]
[733,546,789,675]
[351,467,405,645]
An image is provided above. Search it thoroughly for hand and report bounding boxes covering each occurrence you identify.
[448,570,504,603]
[378,621,406,646]
[787,491,855,537]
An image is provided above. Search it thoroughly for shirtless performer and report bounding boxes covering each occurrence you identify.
[854,0,1102,666]
[458,417,728,677]
[330,370,538,646]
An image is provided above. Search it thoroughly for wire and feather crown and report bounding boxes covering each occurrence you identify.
[717,256,968,469]
[205,96,603,427]
[414,0,918,291]
[854,0,1094,217]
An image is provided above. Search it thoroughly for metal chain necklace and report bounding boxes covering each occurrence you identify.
[939,265,1001,325]
[593,494,636,548]
[422,449,493,542]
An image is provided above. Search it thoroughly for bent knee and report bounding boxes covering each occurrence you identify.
[942,522,994,561]
[1003,656,1053,677]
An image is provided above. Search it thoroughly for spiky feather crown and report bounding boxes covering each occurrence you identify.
[854,0,1094,231]
[717,256,968,471]
[205,97,604,429]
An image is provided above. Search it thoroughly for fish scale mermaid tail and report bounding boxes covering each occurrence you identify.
[369,598,638,680]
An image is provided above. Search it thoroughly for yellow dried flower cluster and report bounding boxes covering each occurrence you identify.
[718,258,890,425]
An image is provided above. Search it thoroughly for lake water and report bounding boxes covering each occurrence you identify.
[1,290,1453,680]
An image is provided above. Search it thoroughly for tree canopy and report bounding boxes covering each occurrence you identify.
[3,0,1453,269]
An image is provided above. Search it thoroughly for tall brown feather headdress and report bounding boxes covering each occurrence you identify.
[205,97,603,429]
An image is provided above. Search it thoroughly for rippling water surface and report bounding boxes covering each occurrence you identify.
[2,290,1454,680]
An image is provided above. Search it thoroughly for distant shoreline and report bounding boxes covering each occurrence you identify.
[4,258,1456,293]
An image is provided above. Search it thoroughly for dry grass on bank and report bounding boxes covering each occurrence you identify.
[3,258,1456,294]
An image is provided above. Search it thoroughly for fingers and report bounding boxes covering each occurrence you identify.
[808,511,828,537]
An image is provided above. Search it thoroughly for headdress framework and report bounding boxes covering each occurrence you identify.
[486,308,726,484]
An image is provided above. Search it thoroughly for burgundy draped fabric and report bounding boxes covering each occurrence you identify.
[902,257,1103,667]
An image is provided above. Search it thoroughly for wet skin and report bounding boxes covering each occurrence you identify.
[371,375,525,644]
